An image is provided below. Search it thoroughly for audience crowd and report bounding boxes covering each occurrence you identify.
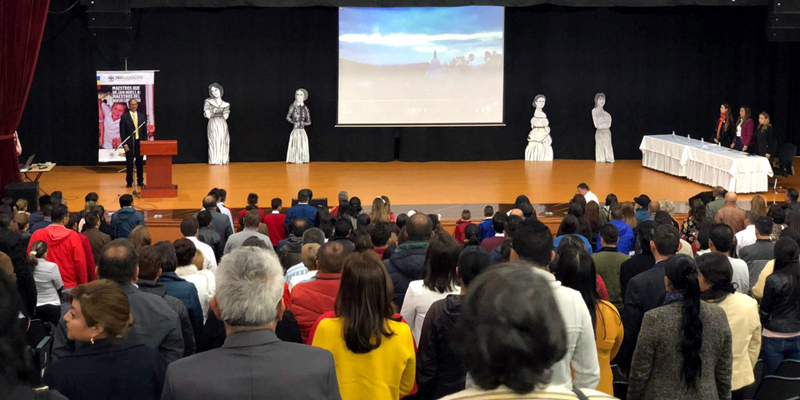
[2,183,800,400]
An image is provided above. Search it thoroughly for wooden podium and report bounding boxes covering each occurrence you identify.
[140,140,178,198]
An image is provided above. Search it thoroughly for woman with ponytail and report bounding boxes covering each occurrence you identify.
[697,253,761,400]
[30,240,63,326]
[760,237,800,376]
[628,254,732,400]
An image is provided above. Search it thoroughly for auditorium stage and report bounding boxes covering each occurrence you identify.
[36,159,798,212]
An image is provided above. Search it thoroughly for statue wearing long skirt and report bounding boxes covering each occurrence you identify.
[286,88,311,164]
[592,93,614,163]
[525,94,552,161]
[204,83,230,165]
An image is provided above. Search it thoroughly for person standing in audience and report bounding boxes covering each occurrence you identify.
[754,112,773,159]
[111,194,144,239]
[386,213,433,308]
[768,204,786,240]
[785,188,800,215]
[29,241,63,326]
[715,192,746,234]
[557,248,623,396]
[310,251,416,399]
[597,206,634,255]
[706,186,727,222]
[417,246,491,399]
[453,209,472,244]
[697,253,760,400]
[401,233,462,341]
[174,239,215,322]
[480,212,507,253]
[577,183,599,205]
[28,204,88,292]
[329,218,356,253]
[163,246,339,400]
[633,195,651,225]
[555,215,593,254]
[682,198,709,252]
[292,241,349,343]
[209,188,234,232]
[477,205,495,241]
[128,225,152,251]
[44,280,166,400]
[238,193,264,220]
[708,224,750,294]
[592,224,629,310]
[262,198,286,247]
[759,237,800,376]
[136,245,196,357]
[734,211,759,255]
[180,216,217,273]
[509,218,600,389]
[284,189,317,234]
[196,210,223,261]
[442,265,614,400]
[739,216,773,262]
[368,221,394,259]
[654,211,693,257]
[224,210,273,254]
[750,195,767,216]
[369,196,392,224]
[627,254,732,400]
[29,203,52,235]
[82,211,111,266]
[283,228,326,279]
[154,241,204,342]
[288,243,321,289]
[200,195,233,249]
[617,224,679,375]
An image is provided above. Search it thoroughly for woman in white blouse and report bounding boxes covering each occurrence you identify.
[173,238,215,322]
[401,233,461,341]
[30,241,63,326]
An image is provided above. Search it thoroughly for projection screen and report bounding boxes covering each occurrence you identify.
[338,7,505,126]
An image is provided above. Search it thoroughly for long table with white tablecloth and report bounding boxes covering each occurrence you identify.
[639,134,773,193]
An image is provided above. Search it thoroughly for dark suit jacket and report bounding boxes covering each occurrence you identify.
[205,209,233,248]
[162,330,341,400]
[617,260,667,372]
[754,125,773,156]
[619,251,655,300]
[120,110,147,144]
[44,339,166,400]
[198,226,223,261]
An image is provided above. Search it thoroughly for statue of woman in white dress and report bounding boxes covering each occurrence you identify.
[592,93,614,163]
[204,83,230,165]
[525,94,552,161]
[286,88,311,164]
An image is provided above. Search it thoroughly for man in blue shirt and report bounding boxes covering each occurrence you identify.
[478,205,495,241]
[284,188,317,235]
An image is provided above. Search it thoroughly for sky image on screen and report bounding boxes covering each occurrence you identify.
[338,7,505,125]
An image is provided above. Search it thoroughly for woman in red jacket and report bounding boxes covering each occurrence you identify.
[733,106,754,152]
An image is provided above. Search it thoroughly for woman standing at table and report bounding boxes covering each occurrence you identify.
[754,112,773,159]
[732,106,753,152]
[714,103,734,147]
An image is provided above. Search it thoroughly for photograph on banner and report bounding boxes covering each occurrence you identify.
[97,71,156,162]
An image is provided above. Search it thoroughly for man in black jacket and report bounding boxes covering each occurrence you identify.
[385,213,432,308]
[120,99,147,188]
[617,224,679,374]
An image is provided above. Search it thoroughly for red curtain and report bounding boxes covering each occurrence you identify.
[0,1,51,195]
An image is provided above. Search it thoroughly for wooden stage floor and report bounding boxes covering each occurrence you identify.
[34,160,800,213]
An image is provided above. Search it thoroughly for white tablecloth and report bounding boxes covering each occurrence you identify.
[639,135,773,193]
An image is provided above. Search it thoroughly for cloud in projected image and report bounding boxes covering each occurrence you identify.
[339,6,504,66]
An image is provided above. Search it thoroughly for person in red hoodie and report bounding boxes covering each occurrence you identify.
[261,198,286,248]
[453,209,472,244]
[291,240,351,343]
[28,204,88,290]
[65,214,96,281]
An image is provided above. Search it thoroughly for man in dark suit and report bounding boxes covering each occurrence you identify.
[284,188,317,235]
[616,224,679,374]
[161,246,341,400]
[120,99,146,188]
[201,195,233,251]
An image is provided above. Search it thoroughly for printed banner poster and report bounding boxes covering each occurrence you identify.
[97,71,157,162]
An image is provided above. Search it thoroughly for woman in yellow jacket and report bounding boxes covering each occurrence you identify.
[555,247,624,395]
[310,250,416,400]
[697,253,761,400]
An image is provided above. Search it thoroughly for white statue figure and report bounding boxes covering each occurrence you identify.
[592,93,614,163]
[286,88,311,164]
[204,83,230,165]
[525,94,552,161]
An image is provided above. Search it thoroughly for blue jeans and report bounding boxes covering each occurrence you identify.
[761,335,800,376]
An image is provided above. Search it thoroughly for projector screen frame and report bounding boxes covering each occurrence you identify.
[336,6,507,127]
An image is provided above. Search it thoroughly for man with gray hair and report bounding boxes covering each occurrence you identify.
[162,246,340,400]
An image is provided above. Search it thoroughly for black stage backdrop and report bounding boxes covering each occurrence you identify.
[19,4,800,164]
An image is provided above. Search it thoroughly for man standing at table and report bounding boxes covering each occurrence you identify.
[120,99,146,188]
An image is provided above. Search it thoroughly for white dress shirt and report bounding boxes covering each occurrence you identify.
[583,191,599,205]
[735,225,757,256]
